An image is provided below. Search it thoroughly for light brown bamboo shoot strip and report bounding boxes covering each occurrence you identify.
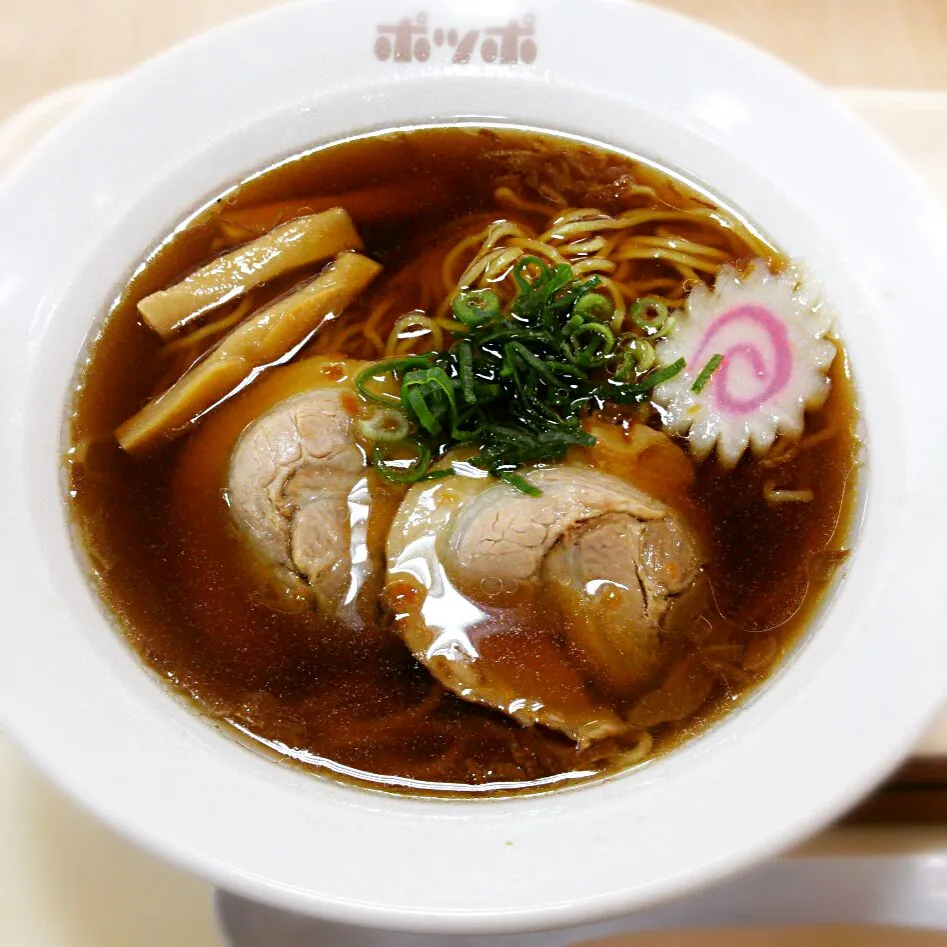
[138,207,362,339]
[117,252,381,454]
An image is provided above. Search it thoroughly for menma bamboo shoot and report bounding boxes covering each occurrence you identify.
[117,252,381,453]
[137,207,361,338]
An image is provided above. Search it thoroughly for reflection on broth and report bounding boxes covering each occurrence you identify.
[66,126,859,795]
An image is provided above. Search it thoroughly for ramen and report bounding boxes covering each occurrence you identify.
[66,126,859,794]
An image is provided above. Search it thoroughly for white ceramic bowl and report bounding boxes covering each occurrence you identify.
[1,0,946,935]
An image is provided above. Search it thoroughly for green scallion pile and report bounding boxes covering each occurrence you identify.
[355,257,686,494]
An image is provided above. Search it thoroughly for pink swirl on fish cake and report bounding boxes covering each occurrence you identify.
[692,303,792,416]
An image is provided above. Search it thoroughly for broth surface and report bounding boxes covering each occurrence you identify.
[67,127,859,794]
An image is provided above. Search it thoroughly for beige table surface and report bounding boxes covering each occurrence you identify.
[1,1,946,945]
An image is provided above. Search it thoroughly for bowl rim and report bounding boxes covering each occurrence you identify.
[1,0,946,934]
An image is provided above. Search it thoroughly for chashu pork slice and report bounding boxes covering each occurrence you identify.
[385,462,704,745]
[229,387,369,617]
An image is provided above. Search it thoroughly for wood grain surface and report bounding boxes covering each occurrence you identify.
[0,0,945,122]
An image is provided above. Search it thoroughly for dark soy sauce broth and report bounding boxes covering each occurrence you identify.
[67,127,859,794]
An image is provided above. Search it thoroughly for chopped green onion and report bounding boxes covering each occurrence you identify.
[627,337,656,375]
[472,382,501,402]
[355,356,433,406]
[547,275,600,318]
[612,337,657,380]
[456,341,477,405]
[355,407,410,443]
[569,322,615,368]
[356,258,687,494]
[419,468,455,482]
[477,326,558,349]
[562,313,585,335]
[572,292,614,322]
[401,366,458,436]
[496,470,542,496]
[634,356,686,391]
[451,417,483,442]
[691,353,725,393]
[511,255,543,295]
[510,342,582,386]
[452,288,500,326]
[403,385,439,436]
[629,297,674,338]
[597,357,686,403]
[372,438,434,483]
